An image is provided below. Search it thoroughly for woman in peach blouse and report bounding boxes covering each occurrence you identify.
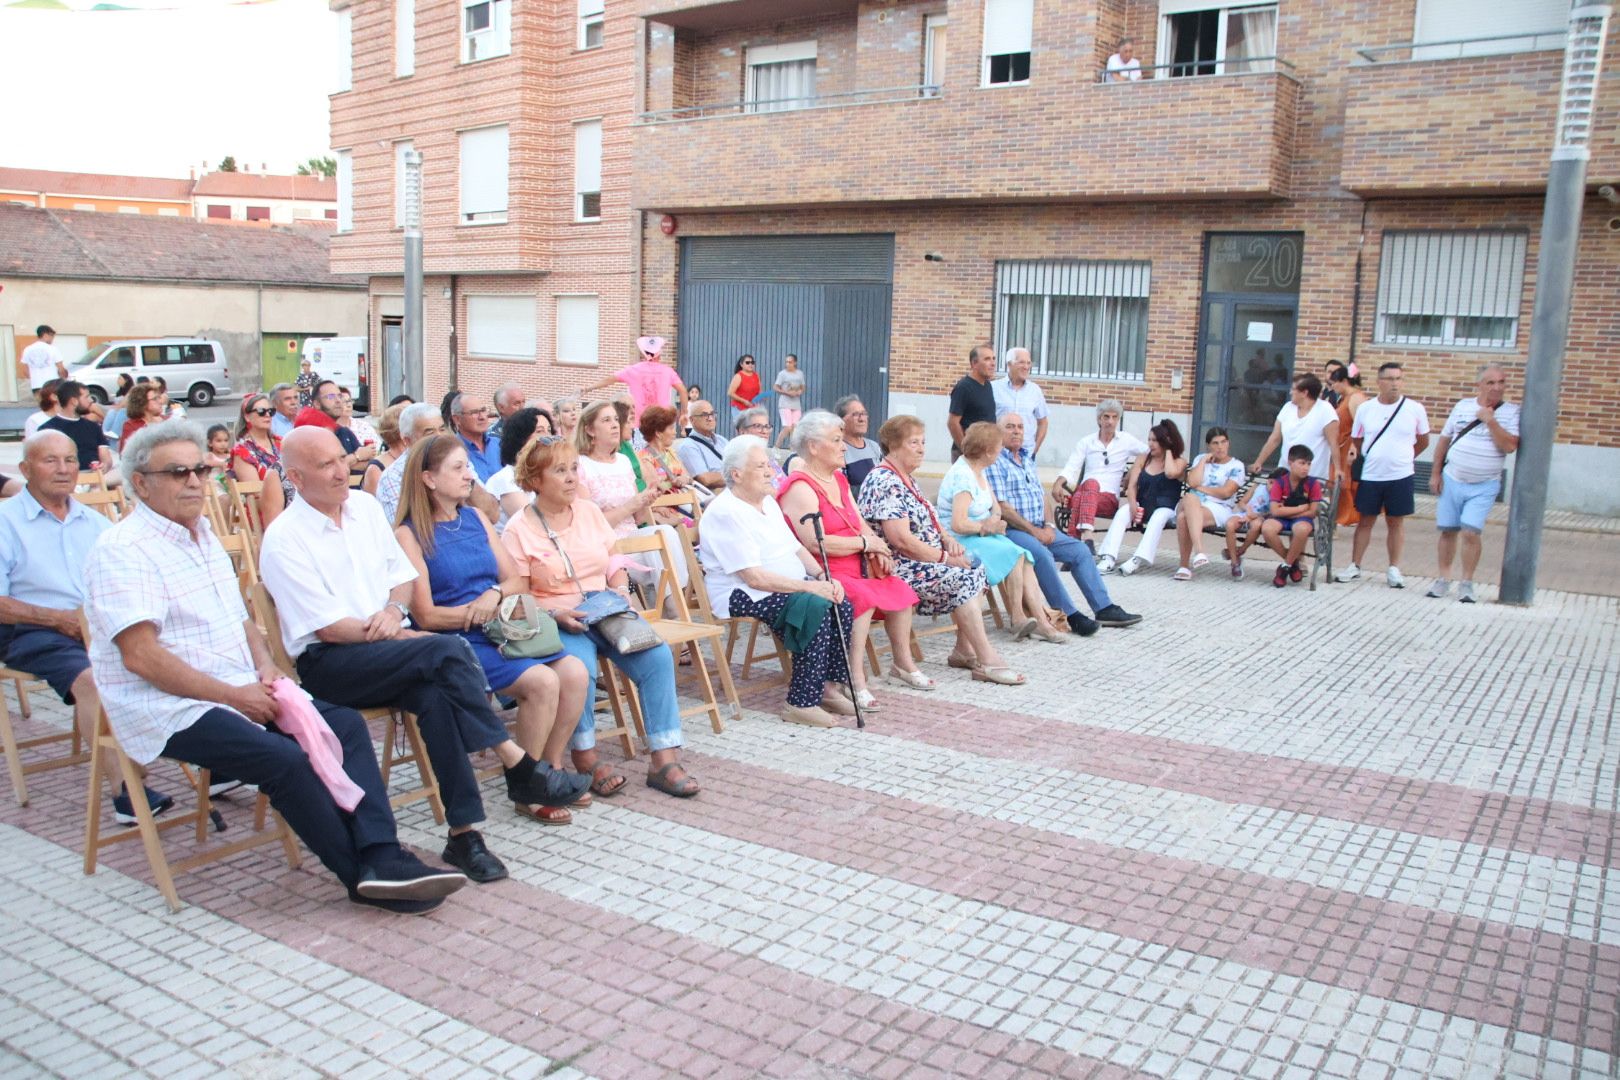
[501,434,699,799]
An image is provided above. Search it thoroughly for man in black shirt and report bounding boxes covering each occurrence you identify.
[40,380,114,475]
[947,344,999,460]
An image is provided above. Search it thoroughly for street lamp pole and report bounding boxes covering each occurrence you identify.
[1500,2,1611,605]
[402,148,425,403]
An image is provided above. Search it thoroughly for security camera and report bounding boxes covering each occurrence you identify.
[924,252,945,262]
[1600,185,1620,205]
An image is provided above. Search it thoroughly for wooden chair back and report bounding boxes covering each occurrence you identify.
[226,476,267,545]
[73,488,126,522]
[77,470,109,490]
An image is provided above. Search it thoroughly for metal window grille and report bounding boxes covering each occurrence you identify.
[994,260,1151,381]
[1374,231,1527,348]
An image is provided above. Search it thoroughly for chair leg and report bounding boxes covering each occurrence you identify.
[118,748,182,912]
[1,689,26,807]
[685,641,724,735]
[600,664,639,759]
[704,636,740,728]
[15,677,31,719]
[83,727,108,876]
[271,805,302,869]
[399,715,446,826]
[741,620,762,680]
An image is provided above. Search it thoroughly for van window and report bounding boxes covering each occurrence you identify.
[142,345,187,366]
[182,344,213,363]
[99,347,135,369]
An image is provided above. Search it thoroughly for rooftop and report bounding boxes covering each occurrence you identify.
[0,166,193,203]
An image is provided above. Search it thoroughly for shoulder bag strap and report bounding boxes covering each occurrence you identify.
[529,504,586,602]
[1361,397,1407,460]
[1438,410,1491,471]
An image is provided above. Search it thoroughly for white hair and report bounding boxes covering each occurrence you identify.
[398,402,441,442]
[734,406,769,435]
[121,419,206,501]
[21,429,75,460]
[494,383,523,408]
[720,435,768,489]
[789,409,843,457]
[1095,398,1125,421]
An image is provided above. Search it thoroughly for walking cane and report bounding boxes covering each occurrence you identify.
[798,510,864,730]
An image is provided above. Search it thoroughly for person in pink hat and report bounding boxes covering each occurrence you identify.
[582,336,687,432]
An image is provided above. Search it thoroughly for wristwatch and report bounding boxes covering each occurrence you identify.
[388,600,410,620]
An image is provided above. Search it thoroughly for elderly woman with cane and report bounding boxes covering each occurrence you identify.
[700,437,859,729]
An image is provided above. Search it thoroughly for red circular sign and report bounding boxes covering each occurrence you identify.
[660,214,678,236]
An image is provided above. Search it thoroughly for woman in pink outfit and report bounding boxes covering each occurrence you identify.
[581,335,686,430]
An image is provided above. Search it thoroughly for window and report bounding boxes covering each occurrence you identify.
[924,14,947,93]
[994,260,1151,381]
[462,0,510,62]
[573,120,602,221]
[206,204,231,219]
[142,345,188,367]
[335,150,353,232]
[335,6,352,91]
[396,0,415,76]
[459,124,509,224]
[578,0,604,49]
[467,296,536,360]
[1375,231,1527,349]
[982,0,1032,85]
[745,41,817,112]
[1414,0,1567,58]
[159,207,181,216]
[98,347,135,369]
[556,295,600,366]
[118,206,140,214]
[72,203,95,210]
[325,208,338,220]
[246,205,270,221]
[394,140,414,228]
[1158,2,1276,76]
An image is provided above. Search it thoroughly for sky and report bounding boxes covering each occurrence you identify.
[0,0,336,179]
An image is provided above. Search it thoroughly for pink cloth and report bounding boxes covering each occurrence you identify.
[615,361,681,425]
[269,678,365,812]
[636,335,666,358]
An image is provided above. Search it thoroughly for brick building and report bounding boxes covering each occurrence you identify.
[332,0,1620,511]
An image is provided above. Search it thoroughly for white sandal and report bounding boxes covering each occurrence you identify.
[853,688,881,711]
[886,666,936,690]
[1190,553,1210,571]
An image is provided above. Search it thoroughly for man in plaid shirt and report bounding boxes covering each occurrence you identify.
[985,414,1142,633]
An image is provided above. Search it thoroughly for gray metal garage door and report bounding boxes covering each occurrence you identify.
[677,235,894,434]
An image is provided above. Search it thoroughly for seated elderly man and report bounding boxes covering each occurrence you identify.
[700,436,858,729]
[985,414,1143,632]
[259,428,588,885]
[1052,398,1148,547]
[376,401,499,524]
[675,399,728,489]
[83,421,468,913]
[0,431,172,822]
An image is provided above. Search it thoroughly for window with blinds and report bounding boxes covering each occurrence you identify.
[557,295,600,366]
[573,120,602,221]
[467,296,536,360]
[578,0,604,49]
[994,261,1151,382]
[1375,231,1527,349]
[746,42,817,112]
[982,0,1032,84]
[459,125,509,224]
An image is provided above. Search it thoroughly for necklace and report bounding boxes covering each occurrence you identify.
[436,507,464,532]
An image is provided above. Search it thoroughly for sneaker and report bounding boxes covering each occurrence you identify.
[1095,554,1117,574]
[1066,611,1100,636]
[1426,578,1452,599]
[1118,556,1148,576]
[441,829,509,884]
[347,890,447,915]
[1288,562,1303,584]
[1387,566,1405,589]
[1458,581,1477,604]
[1092,605,1141,629]
[1273,564,1290,588]
[1231,558,1244,581]
[112,785,175,827]
[1334,563,1361,583]
[356,848,469,902]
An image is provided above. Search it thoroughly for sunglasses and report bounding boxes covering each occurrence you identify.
[139,464,212,481]
[247,407,274,416]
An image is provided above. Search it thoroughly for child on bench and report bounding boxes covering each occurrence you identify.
[1261,444,1325,588]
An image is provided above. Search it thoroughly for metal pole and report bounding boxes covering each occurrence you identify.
[402,148,425,403]
[1500,2,1610,605]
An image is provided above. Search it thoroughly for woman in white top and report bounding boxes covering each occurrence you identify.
[1175,426,1249,578]
[23,382,59,438]
[1251,373,1341,482]
[484,406,550,532]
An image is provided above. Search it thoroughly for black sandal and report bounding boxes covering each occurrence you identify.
[646,762,699,798]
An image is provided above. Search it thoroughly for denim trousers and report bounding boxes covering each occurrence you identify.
[1004,527,1112,615]
[557,630,684,753]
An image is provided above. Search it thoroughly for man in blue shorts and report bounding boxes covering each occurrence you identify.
[1426,365,1519,603]
[1338,362,1430,588]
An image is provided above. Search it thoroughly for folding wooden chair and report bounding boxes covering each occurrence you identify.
[73,488,126,522]
[668,518,745,721]
[226,476,267,547]
[76,470,109,490]
[0,665,87,806]
[251,584,445,825]
[77,615,301,913]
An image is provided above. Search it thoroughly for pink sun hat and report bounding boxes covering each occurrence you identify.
[636,335,666,359]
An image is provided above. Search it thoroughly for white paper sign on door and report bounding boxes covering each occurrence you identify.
[1247,322,1274,343]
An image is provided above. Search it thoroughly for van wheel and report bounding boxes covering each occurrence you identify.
[87,386,109,406]
[189,384,216,408]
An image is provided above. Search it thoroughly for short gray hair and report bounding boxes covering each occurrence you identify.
[1477,362,1509,380]
[833,395,862,419]
[398,402,441,442]
[269,382,294,397]
[1096,398,1124,421]
[734,406,769,435]
[121,419,206,500]
[789,409,843,457]
[494,383,523,408]
[720,435,768,488]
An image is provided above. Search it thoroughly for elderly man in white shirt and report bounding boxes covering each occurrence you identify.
[1426,364,1520,603]
[259,428,588,886]
[84,421,469,913]
[1052,398,1149,548]
[992,347,1050,460]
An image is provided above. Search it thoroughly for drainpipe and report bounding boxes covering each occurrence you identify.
[1346,201,1369,368]
[448,274,459,393]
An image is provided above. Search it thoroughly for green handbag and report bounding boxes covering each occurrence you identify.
[483,594,563,660]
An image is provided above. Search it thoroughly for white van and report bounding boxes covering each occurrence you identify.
[302,337,372,410]
[69,338,234,407]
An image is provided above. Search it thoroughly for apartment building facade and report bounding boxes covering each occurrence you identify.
[334,0,1619,511]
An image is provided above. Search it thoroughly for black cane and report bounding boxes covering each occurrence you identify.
[799,511,864,729]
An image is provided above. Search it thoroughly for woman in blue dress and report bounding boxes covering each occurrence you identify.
[936,421,1067,643]
[394,434,594,825]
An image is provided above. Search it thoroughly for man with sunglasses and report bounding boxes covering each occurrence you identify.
[83,421,469,912]
[1053,398,1149,549]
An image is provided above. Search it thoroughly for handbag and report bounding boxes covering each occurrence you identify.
[483,593,563,660]
[1352,397,1406,483]
[530,505,662,654]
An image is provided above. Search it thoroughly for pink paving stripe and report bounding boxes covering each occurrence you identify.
[732,680,1620,871]
[652,745,1620,1056]
[0,766,1148,1080]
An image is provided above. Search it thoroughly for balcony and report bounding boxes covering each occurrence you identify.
[633,67,1301,212]
[1342,29,1620,196]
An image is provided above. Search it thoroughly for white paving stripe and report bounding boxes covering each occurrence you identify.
[674,716,1620,948]
[394,799,1610,1080]
[0,824,592,1080]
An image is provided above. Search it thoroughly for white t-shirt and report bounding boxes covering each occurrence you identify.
[484,463,532,533]
[1059,431,1149,492]
[991,377,1050,452]
[1106,54,1142,81]
[698,489,808,618]
[21,341,62,389]
[1440,398,1520,484]
[1190,453,1248,511]
[1275,397,1338,479]
[23,411,53,438]
[1351,396,1431,483]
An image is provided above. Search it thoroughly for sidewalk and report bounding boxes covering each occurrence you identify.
[1,568,1616,1078]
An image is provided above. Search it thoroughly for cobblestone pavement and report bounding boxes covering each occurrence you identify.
[1,568,1615,1079]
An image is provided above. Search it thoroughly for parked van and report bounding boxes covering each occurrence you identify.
[69,338,234,408]
[302,337,371,411]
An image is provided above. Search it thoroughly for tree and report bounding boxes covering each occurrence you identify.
[296,156,337,178]
[218,156,238,172]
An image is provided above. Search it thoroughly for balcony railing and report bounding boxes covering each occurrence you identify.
[1354,29,1566,64]
[640,84,940,124]
[1095,56,1295,82]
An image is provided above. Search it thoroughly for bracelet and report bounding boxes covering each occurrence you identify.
[860,535,869,553]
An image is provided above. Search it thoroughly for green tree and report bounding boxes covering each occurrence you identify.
[218,156,238,172]
[296,156,337,178]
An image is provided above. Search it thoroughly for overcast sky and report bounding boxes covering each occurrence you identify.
[1,0,336,179]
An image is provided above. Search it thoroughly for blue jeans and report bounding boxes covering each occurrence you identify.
[1005,527,1113,616]
[557,630,683,753]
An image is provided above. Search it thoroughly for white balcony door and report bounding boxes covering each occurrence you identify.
[746,42,817,112]
[924,14,947,92]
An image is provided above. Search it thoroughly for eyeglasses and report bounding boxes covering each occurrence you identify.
[139,464,212,481]
[744,423,770,432]
[247,407,274,416]
[691,410,714,419]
